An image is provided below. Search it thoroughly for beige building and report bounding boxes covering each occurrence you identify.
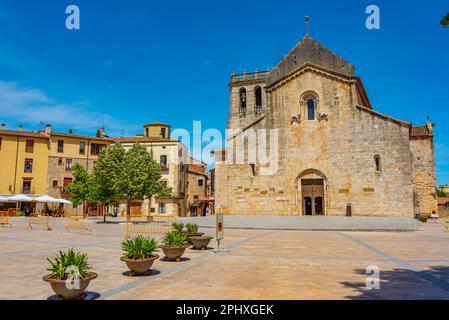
[185,159,209,216]
[214,32,437,217]
[114,122,190,217]
[44,125,112,212]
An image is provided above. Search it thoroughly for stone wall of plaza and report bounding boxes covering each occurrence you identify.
[215,35,437,217]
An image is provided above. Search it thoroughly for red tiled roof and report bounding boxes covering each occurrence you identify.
[113,136,179,143]
[187,164,206,174]
[50,132,113,141]
[438,197,449,206]
[410,126,431,137]
[0,129,50,139]
[143,122,171,127]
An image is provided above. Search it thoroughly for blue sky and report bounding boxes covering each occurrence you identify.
[0,0,448,183]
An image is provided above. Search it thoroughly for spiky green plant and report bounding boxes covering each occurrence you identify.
[47,249,92,280]
[172,222,184,233]
[186,223,199,234]
[162,231,187,248]
[122,236,158,260]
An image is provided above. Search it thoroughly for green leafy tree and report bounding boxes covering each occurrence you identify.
[441,13,449,27]
[66,163,91,214]
[90,144,125,222]
[437,188,448,197]
[90,143,171,218]
[119,143,172,216]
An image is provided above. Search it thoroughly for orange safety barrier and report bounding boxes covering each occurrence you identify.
[125,214,176,239]
[0,211,12,228]
[28,213,51,230]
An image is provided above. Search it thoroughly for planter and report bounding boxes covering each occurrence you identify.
[186,232,204,244]
[120,255,159,275]
[161,245,189,262]
[43,272,97,300]
[190,236,213,250]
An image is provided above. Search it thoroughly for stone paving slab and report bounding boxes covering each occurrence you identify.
[179,215,419,231]
[0,217,448,300]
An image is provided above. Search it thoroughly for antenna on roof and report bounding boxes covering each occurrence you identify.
[305,16,309,36]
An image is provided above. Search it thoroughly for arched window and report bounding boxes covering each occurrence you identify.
[307,99,315,120]
[301,91,319,121]
[374,155,382,172]
[255,86,262,108]
[239,88,247,113]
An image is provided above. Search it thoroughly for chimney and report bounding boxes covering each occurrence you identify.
[0,123,5,130]
[98,127,107,138]
[18,125,23,132]
[45,124,52,134]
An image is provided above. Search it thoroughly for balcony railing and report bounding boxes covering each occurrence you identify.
[254,106,263,113]
[230,70,270,83]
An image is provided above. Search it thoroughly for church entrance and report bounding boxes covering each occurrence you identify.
[301,179,325,216]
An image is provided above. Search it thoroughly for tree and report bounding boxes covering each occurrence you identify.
[90,143,172,218]
[66,163,91,214]
[90,143,125,222]
[437,188,448,198]
[119,143,172,217]
[441,13,449,27]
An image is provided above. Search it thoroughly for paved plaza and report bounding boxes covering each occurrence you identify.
[1,217,449,300]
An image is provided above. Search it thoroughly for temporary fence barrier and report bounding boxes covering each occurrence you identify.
[125,213,176,239]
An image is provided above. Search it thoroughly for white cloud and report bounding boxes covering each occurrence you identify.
[0,81,134,135]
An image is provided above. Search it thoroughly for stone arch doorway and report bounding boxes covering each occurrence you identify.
[295,169,328,216]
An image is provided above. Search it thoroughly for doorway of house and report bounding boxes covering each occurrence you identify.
[301,179,325,216]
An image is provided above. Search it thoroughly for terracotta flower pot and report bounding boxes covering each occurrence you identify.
[120,255,159,275]
[190,236,213,250]
[43,272,97,300]
[161,245,189,262]
[187,232,204,244]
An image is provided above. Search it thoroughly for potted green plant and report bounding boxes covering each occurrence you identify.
[121,236,159,275]
[43,248,97,300]
[160,231,189,262]
[172,222,184,233]
[185,223,204,244]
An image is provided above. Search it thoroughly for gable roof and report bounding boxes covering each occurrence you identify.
[266,35,355,86]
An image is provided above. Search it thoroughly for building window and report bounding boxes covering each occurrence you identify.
[161,127,166,138]
[255,86,262,108]
[22,180,31,194]
[0,137,2,150]
[161,180,168,187]
[160,155,167,168]
[198,179,204,187]
[24,159,33,173]
[307,99,316,120]
[25,140,34,153]
[374,155,382,172]
[65,159,73,171]
[57,140,64,153]
[79,142,86,155]
[145,128,149,137]
[58,158,63,165]
[159,203,166,214]
[52,180,59,188]
[239,88,247,113]
[91,143,106,155]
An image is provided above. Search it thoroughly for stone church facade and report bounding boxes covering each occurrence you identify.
[214,33,437,217]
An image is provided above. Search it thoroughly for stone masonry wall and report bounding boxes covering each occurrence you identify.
[221,70,415,217]
[410,136,437,215]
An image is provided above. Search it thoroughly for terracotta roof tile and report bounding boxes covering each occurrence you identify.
[410,126,430,137]
[0,129,50,139]
[113,136,178,143]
